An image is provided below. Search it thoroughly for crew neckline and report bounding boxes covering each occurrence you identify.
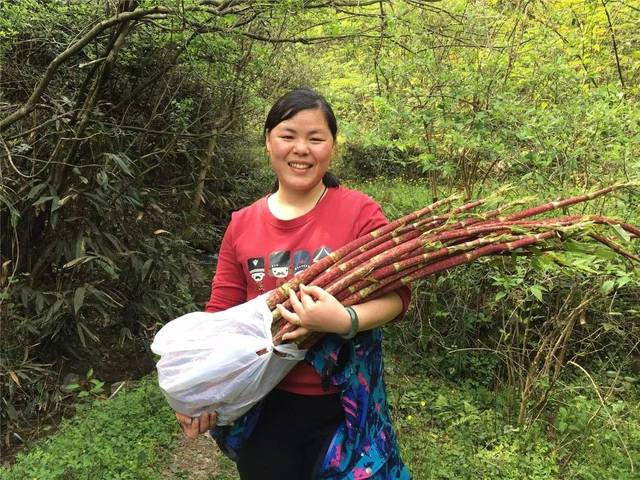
[262,186,336,229]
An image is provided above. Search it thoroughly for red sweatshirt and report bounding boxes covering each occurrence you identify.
[205,186,410,394]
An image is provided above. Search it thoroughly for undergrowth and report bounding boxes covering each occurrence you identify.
[0,376,177,480]
[3,353,639,479]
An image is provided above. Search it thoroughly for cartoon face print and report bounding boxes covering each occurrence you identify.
[293,250,311,276]
[248,257,265,282]
[270,250,290,278]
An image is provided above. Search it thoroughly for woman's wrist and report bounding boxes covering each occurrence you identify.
[341,306,359,339]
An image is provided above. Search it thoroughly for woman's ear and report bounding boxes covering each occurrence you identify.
[265,132,272,154]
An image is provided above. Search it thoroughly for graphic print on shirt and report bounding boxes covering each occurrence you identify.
[293,250,311,276]
[269,250,290,278]
[247,257,265,282]
[313,246,332,262]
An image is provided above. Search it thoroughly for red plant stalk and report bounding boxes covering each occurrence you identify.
[500,184,629,223]
[271,184,637,337]
[339,231,559,308]
[330,233,523,300]
[590,233,640,262]
[276,227,566,343]
[295,231,563,349]
[328,217,586,293]
[334,195,465,265]
[327,198,490,285]
[267,195,460,311]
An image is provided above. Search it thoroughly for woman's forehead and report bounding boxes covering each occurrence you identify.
[274,109,330,131]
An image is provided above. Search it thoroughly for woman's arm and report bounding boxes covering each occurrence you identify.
[278,284,403,342]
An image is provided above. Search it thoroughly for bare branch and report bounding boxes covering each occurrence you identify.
[600,0,625,87]
[0,6,170,130]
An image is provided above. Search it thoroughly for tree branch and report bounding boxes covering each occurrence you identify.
[600,0,625,88]
[0,6,170,130]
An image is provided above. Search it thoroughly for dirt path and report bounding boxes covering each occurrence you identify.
[162,433,238,479]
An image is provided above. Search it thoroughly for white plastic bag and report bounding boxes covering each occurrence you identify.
[151,294,306,425]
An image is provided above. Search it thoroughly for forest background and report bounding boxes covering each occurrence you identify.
[1,0,639,478]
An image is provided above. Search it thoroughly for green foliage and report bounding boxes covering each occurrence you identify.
[6,361,638,479]
[63,369,105,400]
[386,353,640,479]
[0,377,177,480]
[323,0,640,196]
[340,143,421,179]
[2,0,639,470]
[0,0,273,436]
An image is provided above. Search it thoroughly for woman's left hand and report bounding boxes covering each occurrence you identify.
[277,284,351,342]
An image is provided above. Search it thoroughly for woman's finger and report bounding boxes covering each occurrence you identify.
[175,412,192,426]
[282,326,311,342]
[209,412,218,429]
[184,417,200,439]
[299,284,316,310]
[300,283,328,301]
[288,288,305,314]
[200,413,212,434]
[277,303,302,326]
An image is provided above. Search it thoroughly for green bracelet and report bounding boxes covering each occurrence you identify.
[341,306,359,340]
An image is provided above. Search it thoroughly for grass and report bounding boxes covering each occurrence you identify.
[3,349,639,480]
[0,376,177,480]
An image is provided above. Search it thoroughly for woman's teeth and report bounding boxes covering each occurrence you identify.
[289,162,312,169]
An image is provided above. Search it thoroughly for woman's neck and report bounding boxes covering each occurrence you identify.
[268,182,328,220]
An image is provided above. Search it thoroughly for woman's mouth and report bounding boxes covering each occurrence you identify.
[288,162,313,170]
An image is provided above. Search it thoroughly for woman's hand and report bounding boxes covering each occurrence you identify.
[277,284,351,342]
[175,411,217,439]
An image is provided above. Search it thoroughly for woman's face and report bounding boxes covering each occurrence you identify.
[265,108,334,195]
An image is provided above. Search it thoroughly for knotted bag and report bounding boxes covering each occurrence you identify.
[151,294,306,425]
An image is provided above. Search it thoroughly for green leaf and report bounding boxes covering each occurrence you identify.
[141,259,153,281]
[612,224,631,242]
[32,195,55,206]
[601,280,615,296]
[557,421,567,433]
[73,287,86,314]
[529,284,544,302]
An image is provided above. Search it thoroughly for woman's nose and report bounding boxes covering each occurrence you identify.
[292,139,309,154]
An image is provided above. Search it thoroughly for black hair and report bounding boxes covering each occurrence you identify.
[264,88,340,193]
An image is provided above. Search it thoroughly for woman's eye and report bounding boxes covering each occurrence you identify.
[310,138,325,142]
[280,136,293,140]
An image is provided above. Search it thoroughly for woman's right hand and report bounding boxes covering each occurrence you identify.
[175,411,217,439]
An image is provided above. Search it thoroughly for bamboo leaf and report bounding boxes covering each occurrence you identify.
[32,195,55,206]
[63,255,95,269]
[73,286,86,314]
[9,371,21,387]
[612,224,631,242]
[141,259,153,281]
[601,280,615,295]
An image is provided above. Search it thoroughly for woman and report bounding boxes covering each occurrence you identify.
[176,88,412,479]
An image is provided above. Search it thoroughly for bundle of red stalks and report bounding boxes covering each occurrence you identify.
[268,184,640,349]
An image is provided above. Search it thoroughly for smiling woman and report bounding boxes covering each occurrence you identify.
[266,108,334,199]
[176,88,412,480]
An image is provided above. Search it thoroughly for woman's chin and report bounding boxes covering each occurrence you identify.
[280,177,324,193]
